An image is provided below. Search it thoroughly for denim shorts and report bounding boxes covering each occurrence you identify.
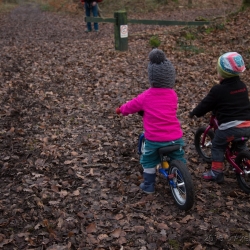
[140,138,186,169]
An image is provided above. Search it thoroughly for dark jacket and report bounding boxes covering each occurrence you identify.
[191,76,250,125]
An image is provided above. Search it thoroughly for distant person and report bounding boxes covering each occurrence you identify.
[83,0,99,32]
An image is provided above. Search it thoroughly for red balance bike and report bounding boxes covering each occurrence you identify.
[194,113,250,193]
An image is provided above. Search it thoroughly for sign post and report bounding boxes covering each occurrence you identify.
[114,10,128,51]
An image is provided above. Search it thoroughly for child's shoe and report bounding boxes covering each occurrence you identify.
[139,173,156,194]
[203,169,224,184]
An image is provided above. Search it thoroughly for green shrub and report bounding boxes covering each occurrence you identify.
[149,35,161,48]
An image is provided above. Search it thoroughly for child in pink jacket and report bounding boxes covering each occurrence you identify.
[116,49,186,194]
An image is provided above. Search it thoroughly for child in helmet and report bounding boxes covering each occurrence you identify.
[116,49,186,194]
[190,52,250,183]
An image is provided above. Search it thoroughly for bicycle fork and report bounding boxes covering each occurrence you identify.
[226,149,250,175]
[158,167,177,187]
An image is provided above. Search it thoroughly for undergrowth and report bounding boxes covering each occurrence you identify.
[1,0,243,15]
[0,0,18,12]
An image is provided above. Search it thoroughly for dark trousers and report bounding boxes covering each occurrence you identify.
[85,3,98,31]
[212,126,250,162]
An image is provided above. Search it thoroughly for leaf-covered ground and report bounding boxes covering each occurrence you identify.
[0,2,250,249]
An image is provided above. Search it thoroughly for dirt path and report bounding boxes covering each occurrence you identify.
[0,2,250,250]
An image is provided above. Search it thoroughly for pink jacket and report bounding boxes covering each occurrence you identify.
[120,88,183,142]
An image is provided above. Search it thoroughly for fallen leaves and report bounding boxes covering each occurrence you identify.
[86,223,97,234]
[0,1,250,250]
[180,215,194,224]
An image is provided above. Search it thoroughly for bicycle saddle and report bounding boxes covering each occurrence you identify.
[232,137,249,143]
[158,144,181,155]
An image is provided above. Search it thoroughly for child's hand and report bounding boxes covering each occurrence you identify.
[116,108,121,115]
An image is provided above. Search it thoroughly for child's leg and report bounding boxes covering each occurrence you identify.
[140,167,156,194]
[204,129,229,183]
[85,4,92,31]
[139,140,161,194]
[205,127,250,183]
[92,5,99,31]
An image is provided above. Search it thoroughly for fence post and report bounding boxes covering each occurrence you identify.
[114,10,128,51]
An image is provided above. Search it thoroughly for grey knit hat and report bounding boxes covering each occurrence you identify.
[148,49,176,88]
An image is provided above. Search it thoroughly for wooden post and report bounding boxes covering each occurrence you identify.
[114,10,128,51]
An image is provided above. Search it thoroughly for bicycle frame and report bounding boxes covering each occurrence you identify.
[202,114,248,175]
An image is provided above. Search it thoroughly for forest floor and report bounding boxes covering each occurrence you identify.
[0,1,250,249]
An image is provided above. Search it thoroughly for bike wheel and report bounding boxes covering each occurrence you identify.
[235,150,250,194]
[169,160,194,211]
[194,127,214,163]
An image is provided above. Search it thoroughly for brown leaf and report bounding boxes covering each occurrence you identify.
[90,168,94,176]
[180,215,194,224]
[87,234,99,244]
[97,234,108,241]
[117,237,127,244]
[133,226,145,233]
[114,214,124,220]
[86,223,97,233]
[59,190,68,197]
[57,217,64,228]
[77,212,85,219]
[226,201,233,206]
[157,223,169,230]
[51,185,59,193]
[36,200,44,208]
[110,228,122,238]
[43,219,49,227]
[0,234,5,242]
[194,244,203,250]
[73,190,80,196]
[68,231,74,237]
[8,127,15,134]
[76,173,85,179]
[64,160,73,165]
[46,245,68,250]
[0,239,13,248]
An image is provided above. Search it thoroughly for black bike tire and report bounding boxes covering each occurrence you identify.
[169,160,195,211]
[194,127,214,163]
[235,150,250,194]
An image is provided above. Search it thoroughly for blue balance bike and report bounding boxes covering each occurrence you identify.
[138,133,194,211]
